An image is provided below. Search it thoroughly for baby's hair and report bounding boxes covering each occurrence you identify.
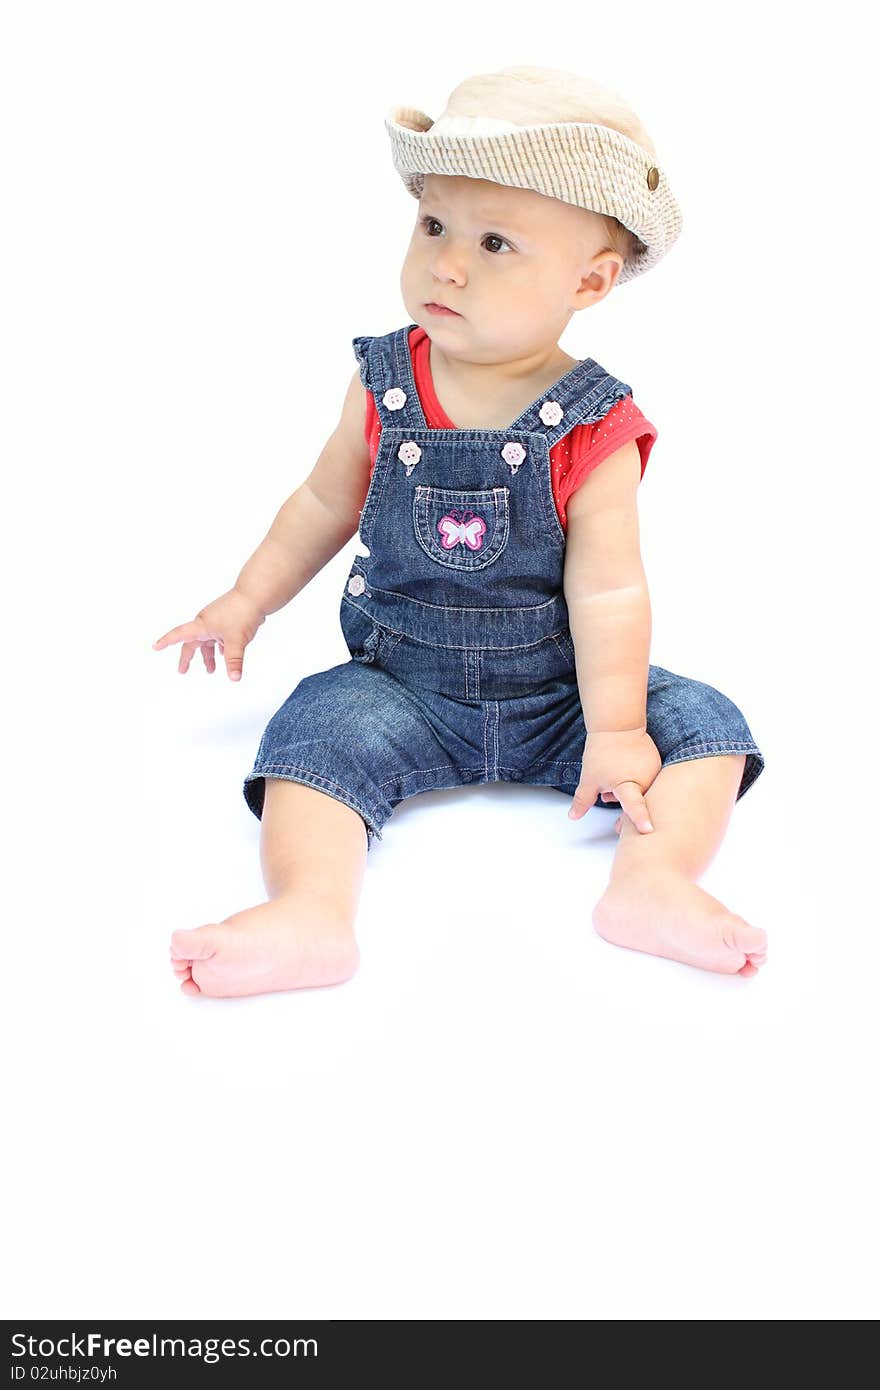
[445,65,654,273]
[595,214,648,276]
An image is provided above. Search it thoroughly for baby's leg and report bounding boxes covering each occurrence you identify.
[170,779,367,999]
[593,754,768,977]
[585,666,766,978]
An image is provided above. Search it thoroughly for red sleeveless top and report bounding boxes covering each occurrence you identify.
[363,325,657,532]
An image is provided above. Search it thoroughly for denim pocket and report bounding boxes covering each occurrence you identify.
[413,485,510,571]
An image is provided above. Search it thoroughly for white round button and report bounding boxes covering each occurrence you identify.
[397,441,422,466]
[539,400,563,427]
[501,442,526,466]
[347,575,366,596]
[383,387,407,411]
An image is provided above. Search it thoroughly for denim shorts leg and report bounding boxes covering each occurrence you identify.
[243,659,494,852]
[643,664,765,798]
[497,663,765,808]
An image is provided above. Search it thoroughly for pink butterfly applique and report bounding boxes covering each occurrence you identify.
[437,510,486,551]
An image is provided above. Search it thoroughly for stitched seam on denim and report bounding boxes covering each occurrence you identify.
[357,334,399,525]
[365,324,422,539]
[356,462,382,542]
[395,325,428,429]
[376,763,461,789]
[249,765,384,827]
[403,632,570,652]
[532,436,566,546]
[508,761,583,772]
[415,484,511,502]
[379,629,404,659]
[365,585,564,617]
[362,432,399,550]
[494,763,582,772]
[493,700,500,779]
[341,608,572,654]
[350,591,571,633]
[378,426,552,442]
[664,742,760,760]
[375,758,589,791]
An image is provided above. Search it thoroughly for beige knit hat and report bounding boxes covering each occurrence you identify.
[385,66,682,285]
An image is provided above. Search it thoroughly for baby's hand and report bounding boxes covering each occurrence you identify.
[152,587,266,681]
[567,728,662,834]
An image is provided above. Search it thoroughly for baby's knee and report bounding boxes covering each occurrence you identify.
[693,681,753,741]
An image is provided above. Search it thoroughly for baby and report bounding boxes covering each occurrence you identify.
[154,66,767,998]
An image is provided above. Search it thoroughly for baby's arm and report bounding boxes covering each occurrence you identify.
[236,368,372,616]
[153,368,372,678]
[563,439,660,832]
[563,439,650,730]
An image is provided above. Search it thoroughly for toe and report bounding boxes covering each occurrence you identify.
[180,977,201,996]
[171,926,219,961]
[722,916,767,959]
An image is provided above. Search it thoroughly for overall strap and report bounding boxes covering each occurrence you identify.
[351,326,428,430]
[506,356,633,450]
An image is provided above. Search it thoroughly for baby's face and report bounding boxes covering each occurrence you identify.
[400,173,622,364]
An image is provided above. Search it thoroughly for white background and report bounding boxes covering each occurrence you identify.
[3,0,877,1320]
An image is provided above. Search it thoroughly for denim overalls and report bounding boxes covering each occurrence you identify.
[244,324,765,850]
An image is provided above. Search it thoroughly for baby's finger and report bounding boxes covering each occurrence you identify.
[615,781,654,834]
[201,640,217,674]
[568,780,598,820]
[152,622,205,652]
[178,640,200,675]
[223,643,244,682]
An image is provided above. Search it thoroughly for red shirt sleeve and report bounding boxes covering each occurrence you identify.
[558,395,657,520]
[364,388,380,469]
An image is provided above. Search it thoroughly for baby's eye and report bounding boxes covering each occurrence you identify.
[419,216,513,255]
[482,233,512,255]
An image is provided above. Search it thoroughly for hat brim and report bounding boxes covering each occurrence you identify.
[384,107,682,284]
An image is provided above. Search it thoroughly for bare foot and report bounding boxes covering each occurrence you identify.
[169,897,359,998]
[592,865,767,977]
